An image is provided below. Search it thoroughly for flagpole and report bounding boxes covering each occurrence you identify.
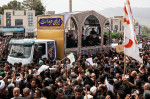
[61,57,67,62]
[123,54,126,76]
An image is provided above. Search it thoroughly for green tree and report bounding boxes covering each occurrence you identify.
[112,32,120,38]
[142,25,149,34]
[0,7,2,14]
[106,32,120,39]
[0,5,8,14]
[22,0,45,15]
[7,0,24,10]
[141,25,150,38]
[0,0,23,14]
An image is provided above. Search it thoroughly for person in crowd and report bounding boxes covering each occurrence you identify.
[104,33,108,45]
[11,87,24,99]
[85,28,96,46]
[0,38,149,99]
[23,88,30,98]
[94,34,101,45]
[67,33,77,48]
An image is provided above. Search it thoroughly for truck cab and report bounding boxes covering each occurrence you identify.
[7,39,57,65]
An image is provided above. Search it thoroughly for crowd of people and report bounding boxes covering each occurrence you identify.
[67,28,108,48]
[0,38,149,99]
[84,28,101,47]
[0,36,11,55]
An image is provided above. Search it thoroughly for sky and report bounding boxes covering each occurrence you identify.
[0,0,150,13]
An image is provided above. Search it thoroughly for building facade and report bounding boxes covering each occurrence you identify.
[109,16,124,33]
[0,9,37,37]
[109,16,140,35]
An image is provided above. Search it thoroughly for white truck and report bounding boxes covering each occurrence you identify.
[7,39,57,65]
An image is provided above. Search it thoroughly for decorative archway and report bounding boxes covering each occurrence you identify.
[81,15,101,47]
[63,11,109,55]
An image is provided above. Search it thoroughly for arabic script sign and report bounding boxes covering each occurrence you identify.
[37,16,64,29]
[39,18,63,26]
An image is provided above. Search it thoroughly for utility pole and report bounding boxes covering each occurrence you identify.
[69,0,72,30]
[69,0,72,12]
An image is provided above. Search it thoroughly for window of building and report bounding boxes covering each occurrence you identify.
[28,13,33,26]
[15,19,23,26]
[6,12,11,26]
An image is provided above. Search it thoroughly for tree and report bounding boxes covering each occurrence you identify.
[7,0,24,10]
[142,26,149,34]
[0,0,23,14]
[22,0,45,15]
[141,25,150,38]
[0,7,2,14]
[0,5,9,14]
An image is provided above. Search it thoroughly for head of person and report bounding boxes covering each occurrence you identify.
[63,83,69,92]
[143,90,150,99]
[4,61,9,67]
[143,83,150,90]
[76,76,83,85]
[117,90,125,99]
[90,86,97,96]
[60,68,65,75]
[131,71,137,78]
[13,87,20,98]
[57,82,63,89]
[27,74,33,83]
[41,88,49,98]
[90,73,96,80]
[34,88,41,98]
[92,32,96,38]
[23,88,30,97]
[31,78,39,89]
[75,88,82,99]
[42,79,50,87]
[56,88,64,99]
[24,65,29,72]
[14,63,19,69]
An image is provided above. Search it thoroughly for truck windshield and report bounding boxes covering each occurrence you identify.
[9,44,32,58]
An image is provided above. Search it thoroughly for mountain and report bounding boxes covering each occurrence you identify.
[98,7,150,27]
